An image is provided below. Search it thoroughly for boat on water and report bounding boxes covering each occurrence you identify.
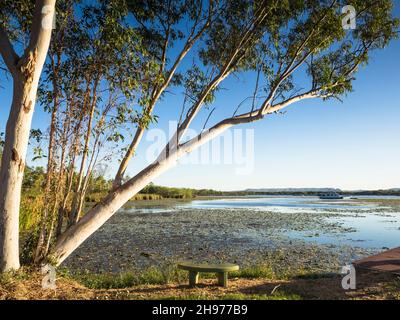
[319,192,343,199]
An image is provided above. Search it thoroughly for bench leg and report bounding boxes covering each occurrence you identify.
[189,271,199,287]
[217,272,228,287]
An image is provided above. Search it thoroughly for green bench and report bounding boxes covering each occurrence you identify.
[177,262,239,287]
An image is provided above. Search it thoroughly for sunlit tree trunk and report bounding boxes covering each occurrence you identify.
[51,121,231,265]
[52,158,174,265]
[0,0,55,272]
[112,127,145,188]
[69,89,98,225]
[0,79,38,271]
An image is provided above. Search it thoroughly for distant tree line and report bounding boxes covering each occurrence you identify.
[192,189,400,196]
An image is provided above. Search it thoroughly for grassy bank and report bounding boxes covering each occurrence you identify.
[1,265,400,300]
[63,264,281,290]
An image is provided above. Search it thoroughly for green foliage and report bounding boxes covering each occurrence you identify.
[20,230,40,265]
[183,66,218,105]
[0,0,35,45]
[17,167,46,264]
[220,293,302,300]
[20,167,45,232]
[141,183,193,199]
[87,174,112,194]
[70,263,281,290]
[131,193,162,201]
[230,265,276,280]
[77,271,137,289]
[0,267,31,286]
[84,174,112,202]
[155,292,302,300]
[200,0,398,102]
[74,265,187,289]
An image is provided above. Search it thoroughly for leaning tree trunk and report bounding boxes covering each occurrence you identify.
[51,159,170,265]
[51,122,231,265]
[0,0,55,272]
[112,127,145,189]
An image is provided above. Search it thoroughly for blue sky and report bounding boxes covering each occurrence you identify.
[147,36,400,191]
[1,3,399,191]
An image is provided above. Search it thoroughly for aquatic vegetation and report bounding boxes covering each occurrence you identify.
[63,198,400,277]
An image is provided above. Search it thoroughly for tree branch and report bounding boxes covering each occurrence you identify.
[0,26,19,75]
[20,0,56,71]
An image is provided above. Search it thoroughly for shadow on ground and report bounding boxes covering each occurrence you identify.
[236,269,400,300]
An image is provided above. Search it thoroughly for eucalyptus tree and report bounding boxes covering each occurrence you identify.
[0,0,56,271]
[50,0,398,265]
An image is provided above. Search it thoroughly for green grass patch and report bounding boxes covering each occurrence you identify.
[80,272,137,289]
[70,266,189,289]
[221,293,302,300]
[231,265,276,279]
[65,263,333,291]
[150,292,301,300]
[291,271,338,280]
[0,267,32,285]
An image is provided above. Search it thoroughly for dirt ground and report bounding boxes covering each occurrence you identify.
[1,269,399,300]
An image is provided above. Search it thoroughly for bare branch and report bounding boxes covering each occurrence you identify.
[202,107,216,132]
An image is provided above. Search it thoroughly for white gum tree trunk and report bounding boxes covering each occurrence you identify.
[0,0,55,272]
[0,79,38,271]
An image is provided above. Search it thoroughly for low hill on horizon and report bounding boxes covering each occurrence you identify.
[245,188,341,193]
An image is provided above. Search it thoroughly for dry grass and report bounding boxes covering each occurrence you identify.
[1,268,399,300]
[0,269,92,300]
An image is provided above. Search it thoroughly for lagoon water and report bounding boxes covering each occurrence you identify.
[66,195,400,272]
[182,196,400,250]
[188,196,374,210]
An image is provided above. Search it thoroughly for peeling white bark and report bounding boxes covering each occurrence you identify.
[0,0,55,272]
